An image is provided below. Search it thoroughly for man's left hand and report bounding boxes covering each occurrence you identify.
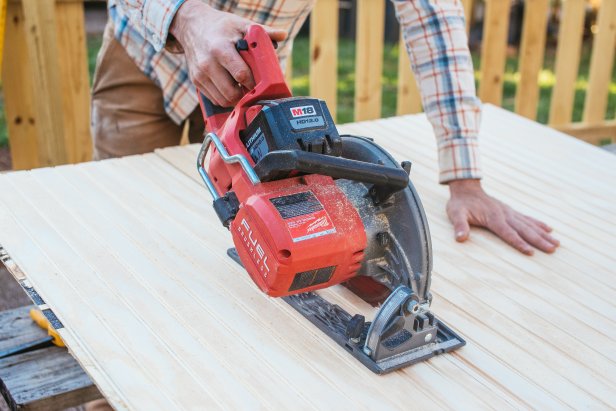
[446,179,560,255]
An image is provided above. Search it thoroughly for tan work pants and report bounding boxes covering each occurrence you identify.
[91,24,204,160]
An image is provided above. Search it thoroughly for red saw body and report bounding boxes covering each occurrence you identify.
[195,25,465,374]
[197,26,366,297]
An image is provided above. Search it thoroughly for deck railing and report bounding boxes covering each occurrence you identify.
[2,0,615,170]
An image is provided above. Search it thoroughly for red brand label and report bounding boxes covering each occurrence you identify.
[289,105,316,118]
[286,210,336,242]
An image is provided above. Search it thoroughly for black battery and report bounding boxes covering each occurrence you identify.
[240,97,342,163]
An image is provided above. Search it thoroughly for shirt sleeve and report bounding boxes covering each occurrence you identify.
[391,0,483,183]
[113,0,187,51]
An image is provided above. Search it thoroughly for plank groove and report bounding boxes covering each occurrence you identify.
[0,105,614,409]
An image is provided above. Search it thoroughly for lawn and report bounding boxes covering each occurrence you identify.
[0,34,614,148]
[288,37,616,126]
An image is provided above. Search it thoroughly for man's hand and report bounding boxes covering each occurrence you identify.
[446,179,559,255]
[170,0,287,107]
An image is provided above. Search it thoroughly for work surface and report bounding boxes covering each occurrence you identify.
[0,105,615,409]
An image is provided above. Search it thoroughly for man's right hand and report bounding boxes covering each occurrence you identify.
[170,0,287,107]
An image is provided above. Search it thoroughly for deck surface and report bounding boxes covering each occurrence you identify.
[0,105,614,410]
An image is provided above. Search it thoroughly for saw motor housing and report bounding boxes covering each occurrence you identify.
[231,172,367,296]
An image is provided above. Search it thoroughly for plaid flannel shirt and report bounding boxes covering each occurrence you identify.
[108,0,482,183]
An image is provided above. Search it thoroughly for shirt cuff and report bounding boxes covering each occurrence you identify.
[437,137,483,184]
[142,0,188,51]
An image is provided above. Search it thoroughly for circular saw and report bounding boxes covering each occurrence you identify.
[196,25,465,374]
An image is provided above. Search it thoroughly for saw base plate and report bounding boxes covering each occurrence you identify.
[227,248,465,374]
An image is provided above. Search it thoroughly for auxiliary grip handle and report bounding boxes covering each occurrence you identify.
[253,150,410,203]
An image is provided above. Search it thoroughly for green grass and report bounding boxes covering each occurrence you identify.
[289,37,616,126]
[1,35,614,148]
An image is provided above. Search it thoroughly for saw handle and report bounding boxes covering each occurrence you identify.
[198,25,292,133]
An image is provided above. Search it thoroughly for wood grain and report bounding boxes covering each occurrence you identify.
[0,306,46,354]
[548,0,585,126]
[21,0,67,166]
[478,0,512,105]
[514,0,549,119]
[1,2,39,170]
[555,120,616,144]
[309,0,338,120]
[461,0,474,34]
[354,0,385,121]
[0,346,100,411]
[395,33,422,116]
[55,0,92,164]
[0,105,614,409]
[583,0,616,124]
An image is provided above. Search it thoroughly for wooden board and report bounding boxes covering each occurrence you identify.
[0,105,615,409]
[309,0,338,120]
[478,0,511,105]
[582,0,616,125]
[548,0,585,126]
[2,1,40,170]
[0,306,47,356]
[21,0,68,166]
[395,32,422,116]
[514,0,549,120]
[354,0,385,121]
[0,345,100,411]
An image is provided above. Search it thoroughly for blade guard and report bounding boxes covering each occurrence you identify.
[197,25,292,134]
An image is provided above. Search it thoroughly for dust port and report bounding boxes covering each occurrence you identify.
[278,249,291,260]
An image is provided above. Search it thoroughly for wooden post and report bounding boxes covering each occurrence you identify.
[514,0,549,120]
[2,1,39,169]
[548,0,585,126]
[582,0,616,125]
[478,0,511,106]
[309,0,338,120]
[55,0,92,163]
[21,0,68,166]
[396,33,421,115]
[0,0,6,76]
[354,0,385,121]
[461,0,474,35]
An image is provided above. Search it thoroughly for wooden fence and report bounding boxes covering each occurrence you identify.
[2,0,615,170]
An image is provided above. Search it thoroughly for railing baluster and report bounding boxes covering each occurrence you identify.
[583,0,616,125]
[478,0,512,106]
[548,0,585,127]
[310,0,339,120]
[515,0,549,120]
[395,33,421,116]
[354,0,385,121]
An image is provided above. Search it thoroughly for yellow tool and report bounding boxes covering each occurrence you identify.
[30,308,65,347]
[0,308,65,359]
